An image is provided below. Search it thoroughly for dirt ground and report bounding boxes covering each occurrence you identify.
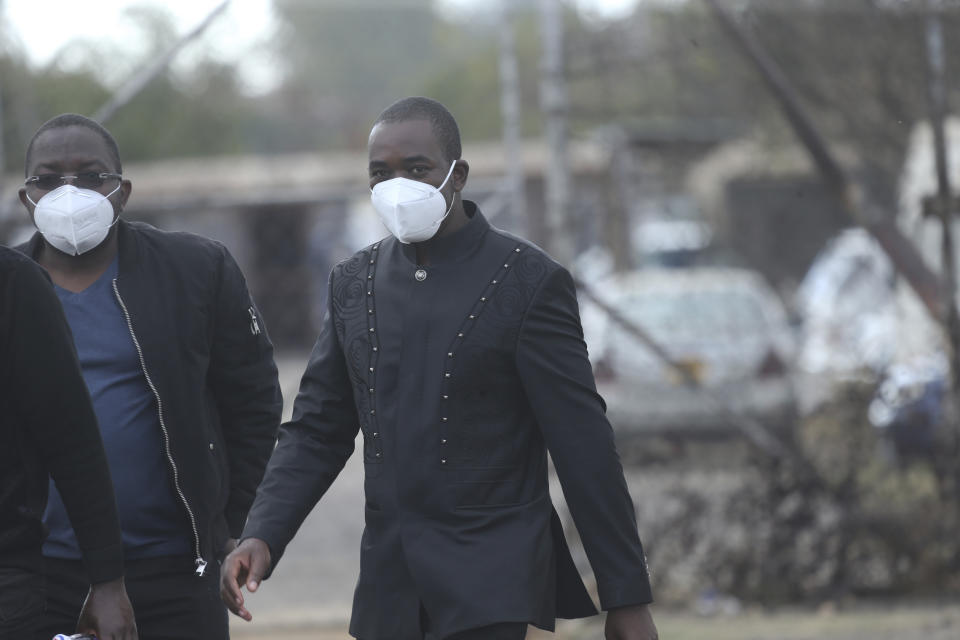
[230,601,959,639]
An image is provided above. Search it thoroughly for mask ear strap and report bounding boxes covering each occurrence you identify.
[105,182,123,199]
[437,160,457,190]
[443,191,457,217]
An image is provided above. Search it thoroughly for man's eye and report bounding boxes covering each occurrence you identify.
[410,166,429,175]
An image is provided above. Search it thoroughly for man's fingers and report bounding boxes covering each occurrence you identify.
[220,540,270,620]
[246,549,270,592]
[220,554,248,614]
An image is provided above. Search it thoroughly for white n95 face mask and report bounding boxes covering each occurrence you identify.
[28,184,121,256]
[371,161,457,244]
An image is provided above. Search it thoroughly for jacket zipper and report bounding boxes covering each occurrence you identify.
[112,279,208,577]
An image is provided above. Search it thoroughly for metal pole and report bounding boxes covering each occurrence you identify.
[924,0,960,530]
[92,0,231,124]
[925,0,960,391]
[497,0,528,233]
[538,0,575,265]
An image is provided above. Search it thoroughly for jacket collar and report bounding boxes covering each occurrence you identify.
[398,200,489,266]
[20,218,137,274]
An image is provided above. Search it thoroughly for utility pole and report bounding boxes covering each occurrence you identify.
[497,0,528,235]
[538,0,575,265]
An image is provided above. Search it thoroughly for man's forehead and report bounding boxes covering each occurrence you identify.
[31,125,111,162]
[368,119,442,158]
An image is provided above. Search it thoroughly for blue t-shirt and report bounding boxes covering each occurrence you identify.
[43,258,191,560]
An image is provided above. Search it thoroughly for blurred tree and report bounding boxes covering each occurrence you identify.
[562,0,960,216]
[0,4,263,167]
[268,0,445,149]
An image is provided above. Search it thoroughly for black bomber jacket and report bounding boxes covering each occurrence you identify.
[17,220,282,576]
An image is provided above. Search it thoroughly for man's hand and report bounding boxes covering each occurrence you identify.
[605,603,658,640]
[220,537,272,621]
[76,577,137,640]
[223,537,239,555]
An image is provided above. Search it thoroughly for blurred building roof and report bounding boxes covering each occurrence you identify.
[0,139,609,217]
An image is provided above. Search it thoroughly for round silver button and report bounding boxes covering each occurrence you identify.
[415,269,427,282]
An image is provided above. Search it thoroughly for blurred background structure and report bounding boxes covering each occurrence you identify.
[3,0,960,637]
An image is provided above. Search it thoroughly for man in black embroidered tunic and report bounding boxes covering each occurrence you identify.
[223,97,658,640]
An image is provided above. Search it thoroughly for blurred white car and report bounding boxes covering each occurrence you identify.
[585,267,797,438]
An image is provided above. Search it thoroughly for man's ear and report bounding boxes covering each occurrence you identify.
[117,180,132,212]
[452,159,469,192]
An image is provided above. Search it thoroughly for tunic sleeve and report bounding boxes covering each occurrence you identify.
[515,265,653,609]
[241,270,360,571]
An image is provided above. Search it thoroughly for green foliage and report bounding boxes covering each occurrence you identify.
[1,0,957,191]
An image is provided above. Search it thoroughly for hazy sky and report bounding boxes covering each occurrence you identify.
[2,0,640,93]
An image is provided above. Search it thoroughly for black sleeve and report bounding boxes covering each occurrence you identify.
[11,261,124,584]
[207,247,283,538]
[241,271,359,571]
[515,266,653,609]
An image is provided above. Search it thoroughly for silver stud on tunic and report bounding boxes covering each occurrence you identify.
[415,269,427,282]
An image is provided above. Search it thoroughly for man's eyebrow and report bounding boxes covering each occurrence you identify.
[402,155,433,164]
[33,158,105,172]
[368,160,389,167]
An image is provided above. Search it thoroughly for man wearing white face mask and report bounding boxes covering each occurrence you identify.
[17,113,282,640]
[225,97,658,640]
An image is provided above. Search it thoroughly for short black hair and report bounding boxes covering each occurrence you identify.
[373,97,462,163]
[24,113,122,177]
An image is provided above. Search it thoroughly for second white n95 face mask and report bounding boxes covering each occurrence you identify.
[370,161,457,244]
